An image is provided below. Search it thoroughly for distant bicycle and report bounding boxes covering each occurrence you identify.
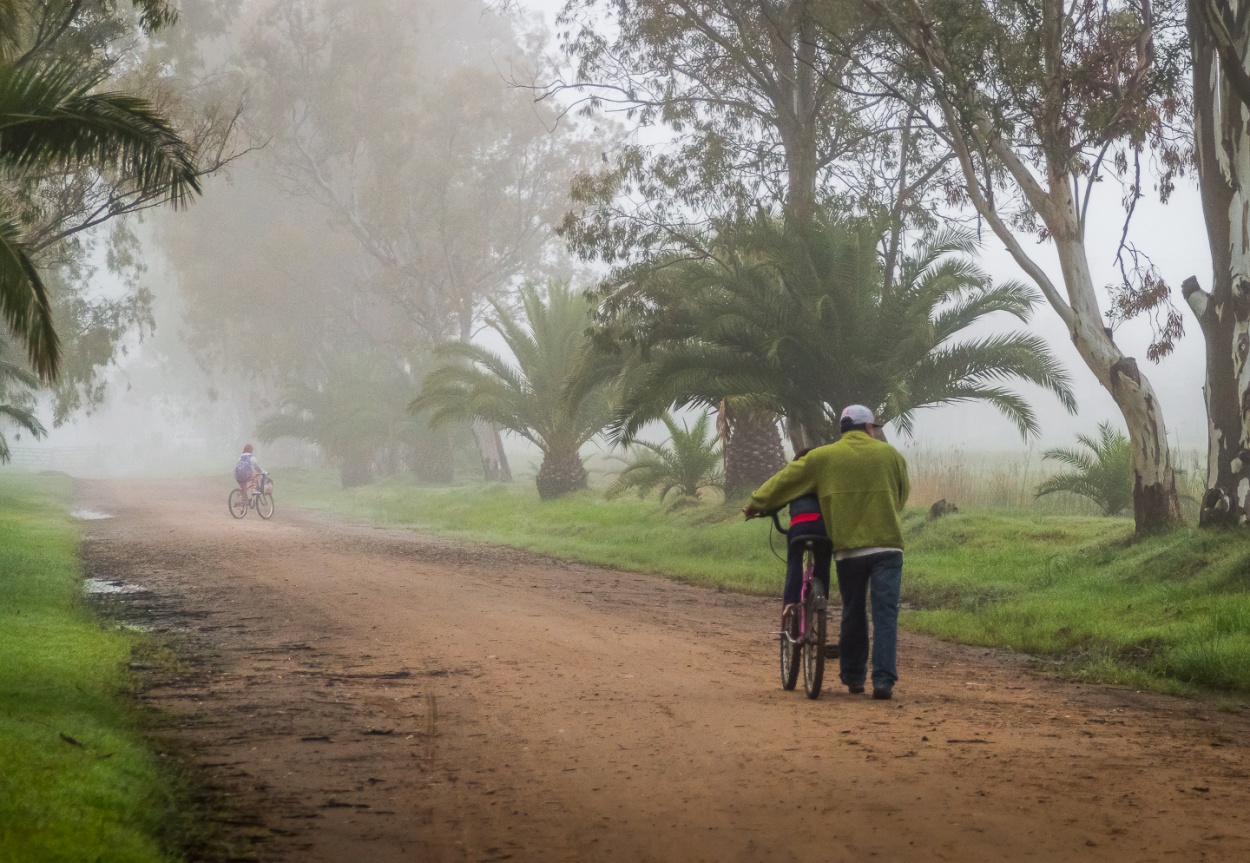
[229,471,274,520]
[766,510,831,699]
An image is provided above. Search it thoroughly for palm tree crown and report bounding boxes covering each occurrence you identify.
[1035,422,1133,516]
[257,354,424,488]
[412,282,610,498]
[606,411,724,502]
[594,216,1076,445]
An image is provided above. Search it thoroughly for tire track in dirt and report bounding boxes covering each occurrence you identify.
[78,478,1250,862]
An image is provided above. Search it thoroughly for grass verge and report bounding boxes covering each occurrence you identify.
[0,474,179,862]
[281,470,1250,699]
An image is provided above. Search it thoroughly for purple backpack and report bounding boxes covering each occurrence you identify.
[234,454,254,483]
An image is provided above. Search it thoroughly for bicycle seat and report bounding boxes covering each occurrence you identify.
[789,534,833,550]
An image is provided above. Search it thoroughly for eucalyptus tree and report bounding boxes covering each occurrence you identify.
[412,283,611,499]
[595,217,1075,461]
[554,0,952,489]
[1181,3,1250,526]
[558,0,873,236]
[864,0,1188,532]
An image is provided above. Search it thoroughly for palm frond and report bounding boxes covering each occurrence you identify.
[1036,422,1132,515]
[0,212,57,379]
[607,410,723,500]
[0,402,44,463]
[414,282,610,467]
[0,59,200,206]
[592,214,1075,448]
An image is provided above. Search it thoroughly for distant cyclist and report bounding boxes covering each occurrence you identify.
[234,444,263,498]
[744,406,909,700]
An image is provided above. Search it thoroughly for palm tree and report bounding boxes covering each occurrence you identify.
[0,45,200,379]
[257,354,437,488]
[595,216,1076,448]
[412,282,610,500]
[1035,422,1133,516]
[606,411,723,502]
[0,350,45,462]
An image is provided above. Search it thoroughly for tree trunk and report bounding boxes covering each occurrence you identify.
[777,5,818,234]
[340,452,372,488]
[784,418,823,455]
[410,426,455,484]
[535,449,588,500]
[1051,226,1182,533]
[1185,10,1250,526]
[471,420,512,482]
[720,402,787,498]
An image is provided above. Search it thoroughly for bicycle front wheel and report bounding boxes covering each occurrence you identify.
[802,578,827,700]
[779,605,800,691]
[228,488,247,519]
[257,492,274,520]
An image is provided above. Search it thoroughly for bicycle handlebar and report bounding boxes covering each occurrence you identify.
[751,508,787,534]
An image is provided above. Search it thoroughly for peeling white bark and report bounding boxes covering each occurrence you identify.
[1190,11,1250,521]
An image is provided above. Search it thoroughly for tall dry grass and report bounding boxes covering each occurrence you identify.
[898,446,1206,518]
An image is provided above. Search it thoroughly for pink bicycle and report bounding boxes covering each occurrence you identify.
[229,471,274,520]
[767,511,831,699]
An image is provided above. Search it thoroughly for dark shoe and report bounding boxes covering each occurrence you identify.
[872,688,893,700]
[846,683,865,694]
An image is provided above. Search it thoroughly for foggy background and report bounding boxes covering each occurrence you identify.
[8,0,1214,478]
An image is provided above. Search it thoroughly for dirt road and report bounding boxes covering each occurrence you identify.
[77,479,1250,862]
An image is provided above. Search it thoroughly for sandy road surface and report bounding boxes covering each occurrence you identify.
[77,479,1250,862]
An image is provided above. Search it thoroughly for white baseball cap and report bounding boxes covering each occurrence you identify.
[840,404,875,426]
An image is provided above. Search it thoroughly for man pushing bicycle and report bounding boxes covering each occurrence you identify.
[743,405,910,700]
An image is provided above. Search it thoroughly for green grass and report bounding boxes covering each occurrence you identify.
[283,469,786,591]
[0,474,179,863]
[282,470,1250,698]
[906,513,1250,697]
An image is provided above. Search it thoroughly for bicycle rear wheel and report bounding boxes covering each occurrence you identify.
[228,488,247,519]
[257,492,274,519]
[779,605,800,690]
[802,577,827,700]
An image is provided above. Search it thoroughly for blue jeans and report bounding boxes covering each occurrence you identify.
[835,551,903,690]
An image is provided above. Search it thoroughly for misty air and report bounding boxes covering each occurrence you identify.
[2,1,1249,860]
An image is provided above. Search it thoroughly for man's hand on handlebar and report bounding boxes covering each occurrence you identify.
[742,505,760,521]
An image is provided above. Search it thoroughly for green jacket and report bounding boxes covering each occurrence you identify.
[749,431,910,552]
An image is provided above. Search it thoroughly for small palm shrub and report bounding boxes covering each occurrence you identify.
[1035,422,1132,516]
[606,412,723,502]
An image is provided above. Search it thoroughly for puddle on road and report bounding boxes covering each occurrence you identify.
[116,621,154,632]
[70,509,113,520]
[83,578,147,595]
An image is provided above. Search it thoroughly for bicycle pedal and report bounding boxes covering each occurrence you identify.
[824,644,840,659]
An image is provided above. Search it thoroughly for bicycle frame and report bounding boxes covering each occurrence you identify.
[771,512,821,648]
[767,509,830,698]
